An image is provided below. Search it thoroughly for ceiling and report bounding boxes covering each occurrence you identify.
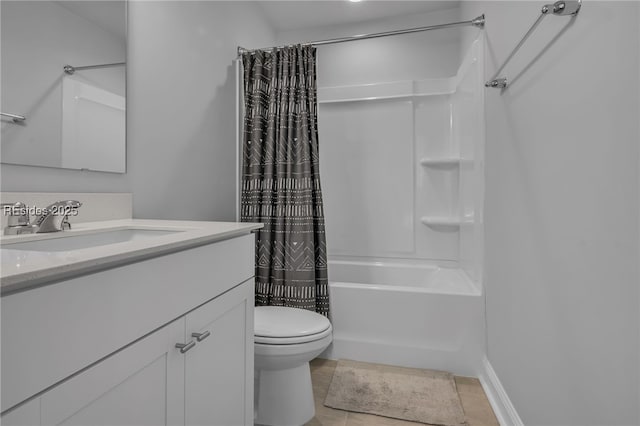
[257,1,461,32]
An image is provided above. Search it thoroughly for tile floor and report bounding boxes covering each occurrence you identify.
[305,359,499,426]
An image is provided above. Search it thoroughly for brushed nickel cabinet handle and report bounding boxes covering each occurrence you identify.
[191,331,211,342]
[175,341,196,353]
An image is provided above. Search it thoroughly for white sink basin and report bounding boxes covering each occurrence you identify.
[1,229,182,252]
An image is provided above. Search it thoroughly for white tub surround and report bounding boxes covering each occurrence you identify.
[1,219,262,294]
[326,260,480,296]
[318,37,485,282]
[1,218,262,426]
[316,35,485,377]
[323,260,484,377]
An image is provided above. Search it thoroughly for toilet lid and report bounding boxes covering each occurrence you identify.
[255,306,331,339]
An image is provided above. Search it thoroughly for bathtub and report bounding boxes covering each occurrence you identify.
[321,260,485,377]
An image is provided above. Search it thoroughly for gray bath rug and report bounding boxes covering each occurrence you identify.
[324,359,466,426]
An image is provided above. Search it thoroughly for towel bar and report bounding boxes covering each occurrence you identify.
[485,0,581,89]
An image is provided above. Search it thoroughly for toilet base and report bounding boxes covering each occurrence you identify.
[255,362,315,426]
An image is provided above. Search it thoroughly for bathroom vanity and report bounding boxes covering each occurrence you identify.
[0,218,262,426]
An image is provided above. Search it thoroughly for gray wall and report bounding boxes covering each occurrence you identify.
[1,1,276,221]
[460,2,640,424]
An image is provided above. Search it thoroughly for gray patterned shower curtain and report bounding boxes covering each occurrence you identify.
[240,45,330,317]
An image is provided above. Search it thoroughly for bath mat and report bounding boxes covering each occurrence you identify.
[324,359,466,426]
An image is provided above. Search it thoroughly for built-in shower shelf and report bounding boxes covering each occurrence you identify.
[420,216,474,228]
[419,157,461,167]
[420,216,461,227]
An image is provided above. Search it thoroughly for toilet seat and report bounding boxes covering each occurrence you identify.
[255,306,332,345]
[255,326,332,345]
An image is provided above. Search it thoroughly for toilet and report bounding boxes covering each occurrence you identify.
[254,306,333,426]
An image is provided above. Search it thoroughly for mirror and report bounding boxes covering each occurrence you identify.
[1,0,127,173]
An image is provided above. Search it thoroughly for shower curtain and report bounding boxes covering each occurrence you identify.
[240,45,330,317]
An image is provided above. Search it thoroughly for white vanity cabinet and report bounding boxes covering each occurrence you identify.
[1,231,257,426]
[184,281,253,426]
[39,318,185,426]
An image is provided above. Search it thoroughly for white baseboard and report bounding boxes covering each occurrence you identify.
[478,357,524,426]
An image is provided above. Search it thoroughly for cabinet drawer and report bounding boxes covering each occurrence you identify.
[1,234,254,412]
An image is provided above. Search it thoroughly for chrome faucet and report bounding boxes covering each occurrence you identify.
[1,202,38,235]
[34,200,82,233]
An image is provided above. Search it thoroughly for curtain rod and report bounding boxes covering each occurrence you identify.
[1,112,26,123]
[63,62,125,75]
[237,14,484,56]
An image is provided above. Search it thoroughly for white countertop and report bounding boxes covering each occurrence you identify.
[0,219,263,295]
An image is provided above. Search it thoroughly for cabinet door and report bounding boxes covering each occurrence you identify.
[39,319,185,426]
[184,279,254,426]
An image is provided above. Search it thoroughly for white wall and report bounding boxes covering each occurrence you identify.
[459,2,640,425]
[126,1,274,220]
[277,7,464,85]
[1,1,275,221]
